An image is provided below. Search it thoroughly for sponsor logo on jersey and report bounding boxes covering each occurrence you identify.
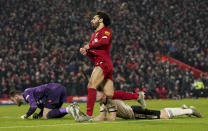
[104,31,110,36]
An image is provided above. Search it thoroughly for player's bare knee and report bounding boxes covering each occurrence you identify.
[160,111,170,119]
[88,82,97,89]
[87,80,93,88]
[104,87,114,98]
[43,108,52,119]
[88,79,104,89]
[42,113,48,119]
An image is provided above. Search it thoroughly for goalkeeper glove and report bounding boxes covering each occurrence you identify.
[20,114,28,119]
[30,113,40,119]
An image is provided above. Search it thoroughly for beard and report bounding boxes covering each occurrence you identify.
[91,21,99,30]
[17,101,23,106]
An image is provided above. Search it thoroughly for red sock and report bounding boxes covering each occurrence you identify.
[113,90,138,100]
[86,88,96,116]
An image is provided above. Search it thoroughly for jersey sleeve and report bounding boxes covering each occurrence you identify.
[26,106,38,117]
[107,100,117,112]
[89,30,111,49]
[24,93,38,117]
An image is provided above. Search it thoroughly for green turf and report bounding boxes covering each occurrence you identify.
[0,98,207,131]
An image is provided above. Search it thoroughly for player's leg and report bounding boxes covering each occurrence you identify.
[44,86,68,119]
[161,106,202,118]
[159,111,169,119]
[102,79,116,117]
[103,79,114,99]
[44,103,83,119]
[113,91,146,108]
[161,107,191,119]
[42,108,51,119]
[131,105,161,119]
[43,103,68,119]
[189,106,202,118]
[41,108,67,119]
[86,66,105,116]
[113,90,138,100]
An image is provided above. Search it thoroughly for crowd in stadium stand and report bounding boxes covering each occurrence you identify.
[0,0,207,99]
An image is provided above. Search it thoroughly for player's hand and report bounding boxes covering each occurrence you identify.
[83,44,90,50]
[80,48,87,56]
[20,114,27,119]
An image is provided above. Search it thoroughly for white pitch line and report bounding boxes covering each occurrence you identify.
[0,119,177,129]
[0,116,19,119]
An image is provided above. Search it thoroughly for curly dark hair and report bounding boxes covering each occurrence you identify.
[96,11,111,26]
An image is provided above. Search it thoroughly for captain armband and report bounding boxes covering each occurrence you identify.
[100,105,106,112]
[108,106,117,112]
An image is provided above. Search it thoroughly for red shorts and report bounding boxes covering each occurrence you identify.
[94,61,113,81]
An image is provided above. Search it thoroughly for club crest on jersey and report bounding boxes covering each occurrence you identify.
[104,31,110,36]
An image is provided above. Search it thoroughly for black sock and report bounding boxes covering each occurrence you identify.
[131,105,161,119]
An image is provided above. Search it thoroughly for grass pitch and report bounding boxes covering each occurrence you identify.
[0,98,207,131]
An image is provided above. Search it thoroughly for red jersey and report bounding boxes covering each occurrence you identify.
[87,26,113,80]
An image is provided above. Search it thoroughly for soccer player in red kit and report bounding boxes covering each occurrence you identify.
[80,11,114,117]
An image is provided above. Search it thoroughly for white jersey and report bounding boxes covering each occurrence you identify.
[100,99,135,119]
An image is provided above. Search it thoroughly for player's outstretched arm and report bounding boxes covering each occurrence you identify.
[106,112,116,121]
[92,112,107,121]
[20,106,37,119]
[26,106,38,118]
